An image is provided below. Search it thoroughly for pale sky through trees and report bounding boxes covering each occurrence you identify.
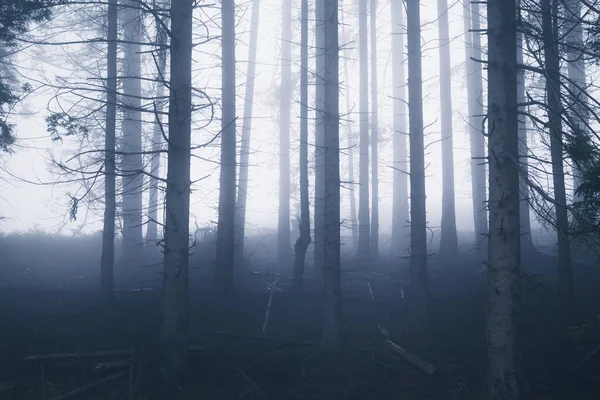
[1,0,529,240]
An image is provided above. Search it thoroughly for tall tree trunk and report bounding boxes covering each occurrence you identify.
[235,0,260,269]
[314,0,325,273]
[320,0,341,352]
[369,0,379,259]
[486,0,521,395]
[101,0,118,306]
[406,0,428,327]
[147,8,168,246]
[340,9,358,251]
[541,0,574,318]
[121,0,144,262]
[278,0,293,264]
[293,0,311,292]
[516,8,534,252]
[357,0,370,258]
[462,0,487,254]
[390,0,409,254]
[437,0,458,256]
[564,0,586,201]
[215,0,237,292]
[161,0,193,381]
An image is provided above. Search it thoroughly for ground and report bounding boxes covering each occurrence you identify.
[1,233,600,399]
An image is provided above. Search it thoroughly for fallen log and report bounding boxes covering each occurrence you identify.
[377,325,438,377]
[52,369,129,400]
[22,345,215,362]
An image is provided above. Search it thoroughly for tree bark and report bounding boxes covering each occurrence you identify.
[235,0,260,269]
[390,0,409,255]
[357,0,370,259]
[293,0,311,292]
[121,0,144,262]
[147,8,168,246]
[161,0,193,381]
[369,0,379,259]
[462,0,487,255]
[436,0,458,256]
[541,0,574,318]
[278,0,293,264]
[320,0,342,352]
[215,0,237,292]
[314,0,325,273]
[406,0,428,328]
[101,0,118,306]
[486,0,521,396]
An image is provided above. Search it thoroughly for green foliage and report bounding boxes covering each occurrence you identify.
[45,112,90,141]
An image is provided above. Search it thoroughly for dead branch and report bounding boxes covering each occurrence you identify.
[377,325,438,376]
[52,369,129,400]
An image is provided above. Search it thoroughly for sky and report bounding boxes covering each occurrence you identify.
[0,0,528,243]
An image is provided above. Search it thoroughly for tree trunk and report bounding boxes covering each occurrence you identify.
[357,0,370,259]
[235,0,260,269]
[215,0,237,292]
[369,0,379,259]
[486,0,521,396]
[320,0,342,352]
[462,0,487,255]
[293,0,311,293]
[121,0,144,262]
[147,9,168,247]
[101,0,118,306]
[541,0,574,318]
[436,0,458,256]
[516,10,534,253]
[314,0,325,273]
[390,0,409,255]
[278,0,293,264]
[406,0,428,327]
[161,0,193,381]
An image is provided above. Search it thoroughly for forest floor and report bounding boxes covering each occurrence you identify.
[1,237,600,399]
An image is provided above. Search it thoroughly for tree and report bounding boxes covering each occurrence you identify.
[541,0,574,316]
[314,0,325,273]
[485,0,521,395]
[161,0,193,381]
[436,0,458,256]
[215,0,237,292]
[100,0,118,306]
[121,0,145,262]
[406,0,428,326]
[293,0,311,292]
[278,0,293,264]
[462,0,487,254]
[235,0,260,268]
[390,0,409,255]
[320,0,341,352]
[370,0,379,259]
[357,0,370,258]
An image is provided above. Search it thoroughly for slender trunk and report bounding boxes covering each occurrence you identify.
[278,0,293,264]
[161,0,193,381]
[437,0,458,256]
[340,10,358,251]
[314,0,325,273]
[357,0,370,258]
[390,0,409,254]
[215,0,237,292]
[101,0,118,306]
[486,0,521,396]
[516,10,534,252]
[147,11,168,246]
[369,0,379,259]
[121,0,144,261]
[406,0,428,327]
[235,0,260,269]
[320,0,341,352]
[293,0,311,292]
[462,0,487,254]
[541,0,574,318]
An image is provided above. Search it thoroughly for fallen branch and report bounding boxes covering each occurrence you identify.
[197,329,316,346]
[23,345,215,362]
[94,360,131,372]
[377,325,438,377]
[52,369,129,400]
